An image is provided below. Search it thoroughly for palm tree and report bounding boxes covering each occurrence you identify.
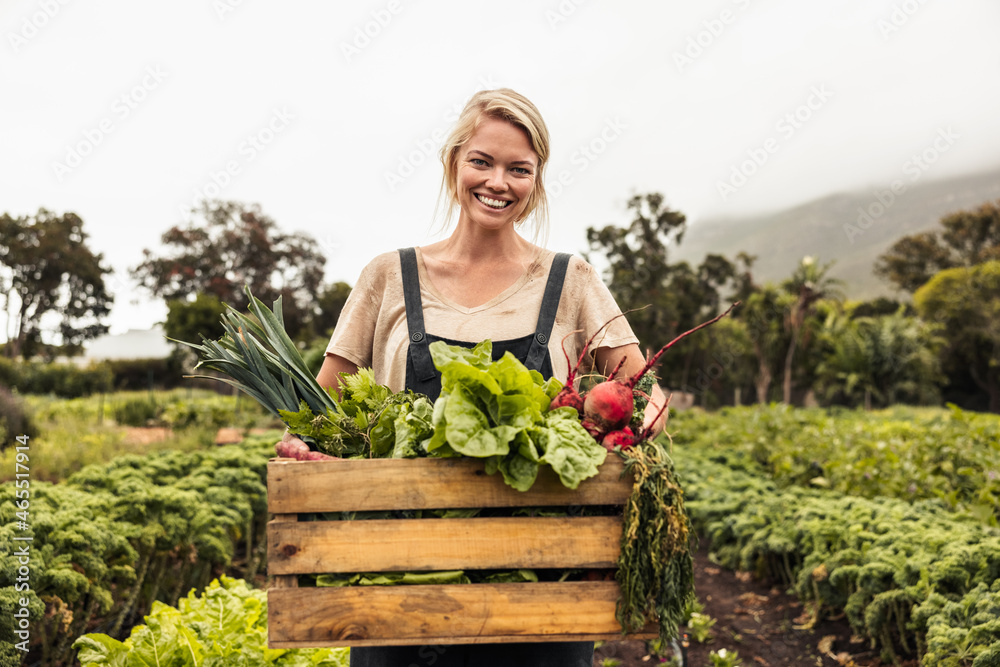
[817,307,945,408]
[780,257,844,404]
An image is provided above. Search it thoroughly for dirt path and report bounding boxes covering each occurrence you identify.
[594,541,903,666]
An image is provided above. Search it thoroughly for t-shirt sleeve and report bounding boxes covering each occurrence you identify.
[550,256,639,382]
[325,254,393,368]
[573,258,639,351]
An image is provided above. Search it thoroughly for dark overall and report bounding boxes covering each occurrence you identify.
[349,247,594,667]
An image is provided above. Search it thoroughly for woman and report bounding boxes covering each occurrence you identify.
[295,88,666,666]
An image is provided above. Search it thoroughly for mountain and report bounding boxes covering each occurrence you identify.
[673,167,1000,300]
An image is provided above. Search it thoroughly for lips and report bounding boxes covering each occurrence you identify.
[475,193,512,210]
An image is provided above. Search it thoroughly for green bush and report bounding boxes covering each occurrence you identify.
[0,433,280,666]
[0,386,38,450]
[0,357,113,397]
[671,404,1000,524]
[104,357,185,390]
[111,397,161,426]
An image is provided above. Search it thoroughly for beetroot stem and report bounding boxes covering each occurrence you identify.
[626,302,741,390]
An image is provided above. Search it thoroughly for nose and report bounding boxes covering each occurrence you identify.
[485,166,506,191]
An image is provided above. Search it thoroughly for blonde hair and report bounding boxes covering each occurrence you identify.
[436,88,550,244]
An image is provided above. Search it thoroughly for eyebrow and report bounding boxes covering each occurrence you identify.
[468,149,536,167]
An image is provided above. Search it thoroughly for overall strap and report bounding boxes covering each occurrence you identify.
[524,252,571,372]
[398,248,437,382]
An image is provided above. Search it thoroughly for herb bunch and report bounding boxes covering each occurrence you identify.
[615,436,696,644]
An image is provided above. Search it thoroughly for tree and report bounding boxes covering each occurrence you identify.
[585,193,750,390]
[163,293,228,346]
[780,256,844,404]
[816,308,944,409]
[309,281,352,340]
[740,285,793,403]
[914,261,1000,412]
[875,200,1000,292]
[0,209,112,359]
[585,193,687,352]
[131,201,326,339]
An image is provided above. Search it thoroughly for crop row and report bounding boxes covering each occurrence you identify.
[0,432,278,666]
[671,404,1000,524]
[672,443,1000,666]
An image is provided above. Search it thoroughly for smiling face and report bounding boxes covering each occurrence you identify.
[455,116,539,233]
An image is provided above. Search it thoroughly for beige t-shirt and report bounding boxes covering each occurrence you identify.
[326,247,638,392]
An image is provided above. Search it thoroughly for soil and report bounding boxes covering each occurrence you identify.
[121,426,172,444]
[593,540,914,667]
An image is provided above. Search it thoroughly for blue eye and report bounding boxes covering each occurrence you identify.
[470,158,488,166]
[513,167,531,175]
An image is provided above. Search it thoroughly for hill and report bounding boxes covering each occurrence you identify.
[673,166,1000,299]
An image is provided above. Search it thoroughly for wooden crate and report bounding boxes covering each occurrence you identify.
[266,456,656,648]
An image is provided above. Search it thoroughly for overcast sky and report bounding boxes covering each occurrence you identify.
[3,0,1000,339]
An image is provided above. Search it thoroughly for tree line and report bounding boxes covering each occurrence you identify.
[586,194,1000,413]
[1,197,998,412]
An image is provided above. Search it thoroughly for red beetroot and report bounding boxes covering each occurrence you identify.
[601,426,634,452]
[550,315,629,417]
[584,381,634,434]
[583,302,740,440]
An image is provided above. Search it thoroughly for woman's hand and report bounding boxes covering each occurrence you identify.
[274,431,340,460]
[642,387,669,435]
[273,353,359,461]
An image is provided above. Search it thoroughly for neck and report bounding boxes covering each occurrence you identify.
[440,216,536,263]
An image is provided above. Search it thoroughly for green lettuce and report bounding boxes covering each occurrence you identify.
[316,571,471,587]
[74,576,348,665]
[428,340,606,491]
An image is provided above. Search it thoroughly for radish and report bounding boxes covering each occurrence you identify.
[582,303,739,438]
[300,450,337,461]
[275,438,308,459]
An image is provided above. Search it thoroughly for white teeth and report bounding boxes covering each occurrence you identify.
[476,194,510,209]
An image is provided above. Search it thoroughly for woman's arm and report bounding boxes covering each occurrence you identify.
[593,343,669,435]
[316,352,361,396]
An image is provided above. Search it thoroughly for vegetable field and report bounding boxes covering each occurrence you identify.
[2,394,998,666]
[669,405,1000,666]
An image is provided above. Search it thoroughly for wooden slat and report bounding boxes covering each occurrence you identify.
[267,457,631,514]
[267,581,656,647]
[268,516,622,575]
[269,513,299,588]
